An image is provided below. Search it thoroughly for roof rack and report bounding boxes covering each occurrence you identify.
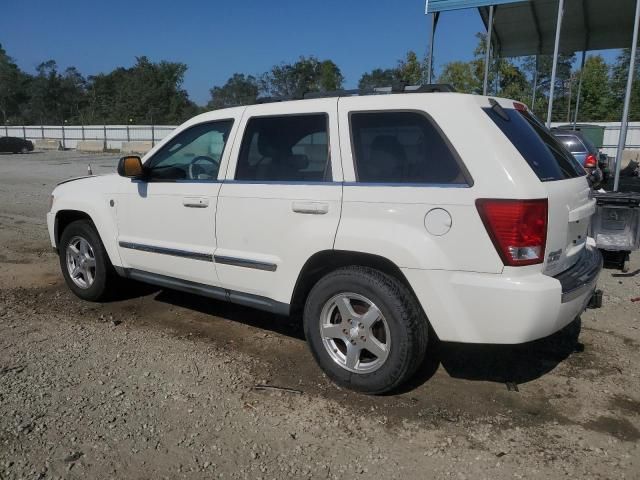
[255,83,455,104]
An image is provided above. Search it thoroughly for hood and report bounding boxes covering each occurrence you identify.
[57,175,98,186]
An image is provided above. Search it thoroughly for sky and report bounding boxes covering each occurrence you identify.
[1,0,622,106]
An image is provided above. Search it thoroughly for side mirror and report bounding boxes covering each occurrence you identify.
[117,155,144,178]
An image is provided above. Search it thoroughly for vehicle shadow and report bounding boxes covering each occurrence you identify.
[400,318,582,392]
[107,281,582,393]
[152,287,305,340]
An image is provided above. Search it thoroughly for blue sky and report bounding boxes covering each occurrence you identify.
[1,0,620,105]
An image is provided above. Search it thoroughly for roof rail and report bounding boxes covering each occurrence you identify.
[255,83,456,104]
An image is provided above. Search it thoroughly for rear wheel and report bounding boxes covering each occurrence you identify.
[304,266,428,394]
[59,220,115,301]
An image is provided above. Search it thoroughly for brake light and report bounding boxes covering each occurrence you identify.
[513,102,528,112]
[584,154,597,168]
[476,199,548,266]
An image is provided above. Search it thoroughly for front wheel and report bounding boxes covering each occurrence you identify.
[304,266,428,394]
[20,146,29,154]
[59,220,115,301]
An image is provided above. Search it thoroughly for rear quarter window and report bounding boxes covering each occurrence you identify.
[484,105,585,182]
[349,111,470,185]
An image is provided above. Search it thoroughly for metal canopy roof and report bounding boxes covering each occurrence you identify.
[427,0,638,57]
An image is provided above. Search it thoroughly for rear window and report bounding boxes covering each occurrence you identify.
[350,111,469,185]
[484,105,585,182]
[555,134,587,154]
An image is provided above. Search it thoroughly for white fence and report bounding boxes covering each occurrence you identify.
[1,124,176,151]
[3,122,640,157]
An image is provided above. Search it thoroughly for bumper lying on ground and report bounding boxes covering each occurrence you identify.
[403,247,603,345]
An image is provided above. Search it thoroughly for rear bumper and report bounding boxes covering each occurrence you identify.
[556,247,603,303]
[402,247,602,344]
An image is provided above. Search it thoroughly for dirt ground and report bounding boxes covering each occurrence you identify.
[1,150,639,479]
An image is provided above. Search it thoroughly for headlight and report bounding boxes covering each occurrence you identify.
[48,195,55,212]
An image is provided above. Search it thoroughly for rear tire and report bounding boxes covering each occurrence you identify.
[303,266,428,394]
[58,220,115,301]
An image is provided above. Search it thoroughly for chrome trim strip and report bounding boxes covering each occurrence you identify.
[213,255,277,272]
[124,269,290,316]
[118,241,213,262]
[224,180,340,186]
[342,182,470,188]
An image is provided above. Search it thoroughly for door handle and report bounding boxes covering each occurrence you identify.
[292,201,329,215]
[183,197,209,208]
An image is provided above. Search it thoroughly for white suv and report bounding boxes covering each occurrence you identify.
[47,90,602,394]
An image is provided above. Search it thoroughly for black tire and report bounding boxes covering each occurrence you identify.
[20,146,28,154]
[58,219,115,301]
[303,266,428,394]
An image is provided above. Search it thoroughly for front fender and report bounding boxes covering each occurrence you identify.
[50,176,123,267]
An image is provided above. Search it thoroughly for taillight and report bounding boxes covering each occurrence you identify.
[513,101,528,112]
[584,154,597,168]
[476,199,548,266]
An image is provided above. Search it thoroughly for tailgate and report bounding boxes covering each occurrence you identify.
[543,177,595,276]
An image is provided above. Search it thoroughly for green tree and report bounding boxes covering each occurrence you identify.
[572,55,610,121]
[260,56,344,98]
[396,50,423,84]
[0,44,29,125]
[207,73,259,110]
[82,56,198,124]
[522,52,575,118]
[608,48,640,121]
[437,61,478,93]
[358,68,398,90]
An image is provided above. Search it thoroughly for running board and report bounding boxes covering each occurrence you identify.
[122,268,290,316]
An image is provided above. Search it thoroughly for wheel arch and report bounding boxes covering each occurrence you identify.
[54,209,121,267]
[290,250,423,318]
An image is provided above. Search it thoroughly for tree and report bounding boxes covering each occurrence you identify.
[260,56,344,98]
[207,73,259,110]
[522,52,575,118]
[358,68,397,90]
[82,56,198,124]
[437,61,478,93]
[0,44,28,125]
[572,55,610,122]
[608,48,640,121]
[396,51,423,84]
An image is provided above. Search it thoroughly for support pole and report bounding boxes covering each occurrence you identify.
[546,0,565,128]
[427,12,439,84]
[483,6,494,95]
[573,50,586,129]
[532,55,539,109]
[614,0,640,191]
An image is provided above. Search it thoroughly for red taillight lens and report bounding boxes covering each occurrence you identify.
[513,101,528,112]
[584,154,597,168]
[476,199,548,266]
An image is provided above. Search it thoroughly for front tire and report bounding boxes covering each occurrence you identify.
[304,266,428,394]
[59,220,114,301]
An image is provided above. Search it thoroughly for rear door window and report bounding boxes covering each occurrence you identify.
[484,105,585,182]
[349,111,470,185]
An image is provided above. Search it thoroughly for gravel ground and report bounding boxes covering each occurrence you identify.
[0,150,639,479]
